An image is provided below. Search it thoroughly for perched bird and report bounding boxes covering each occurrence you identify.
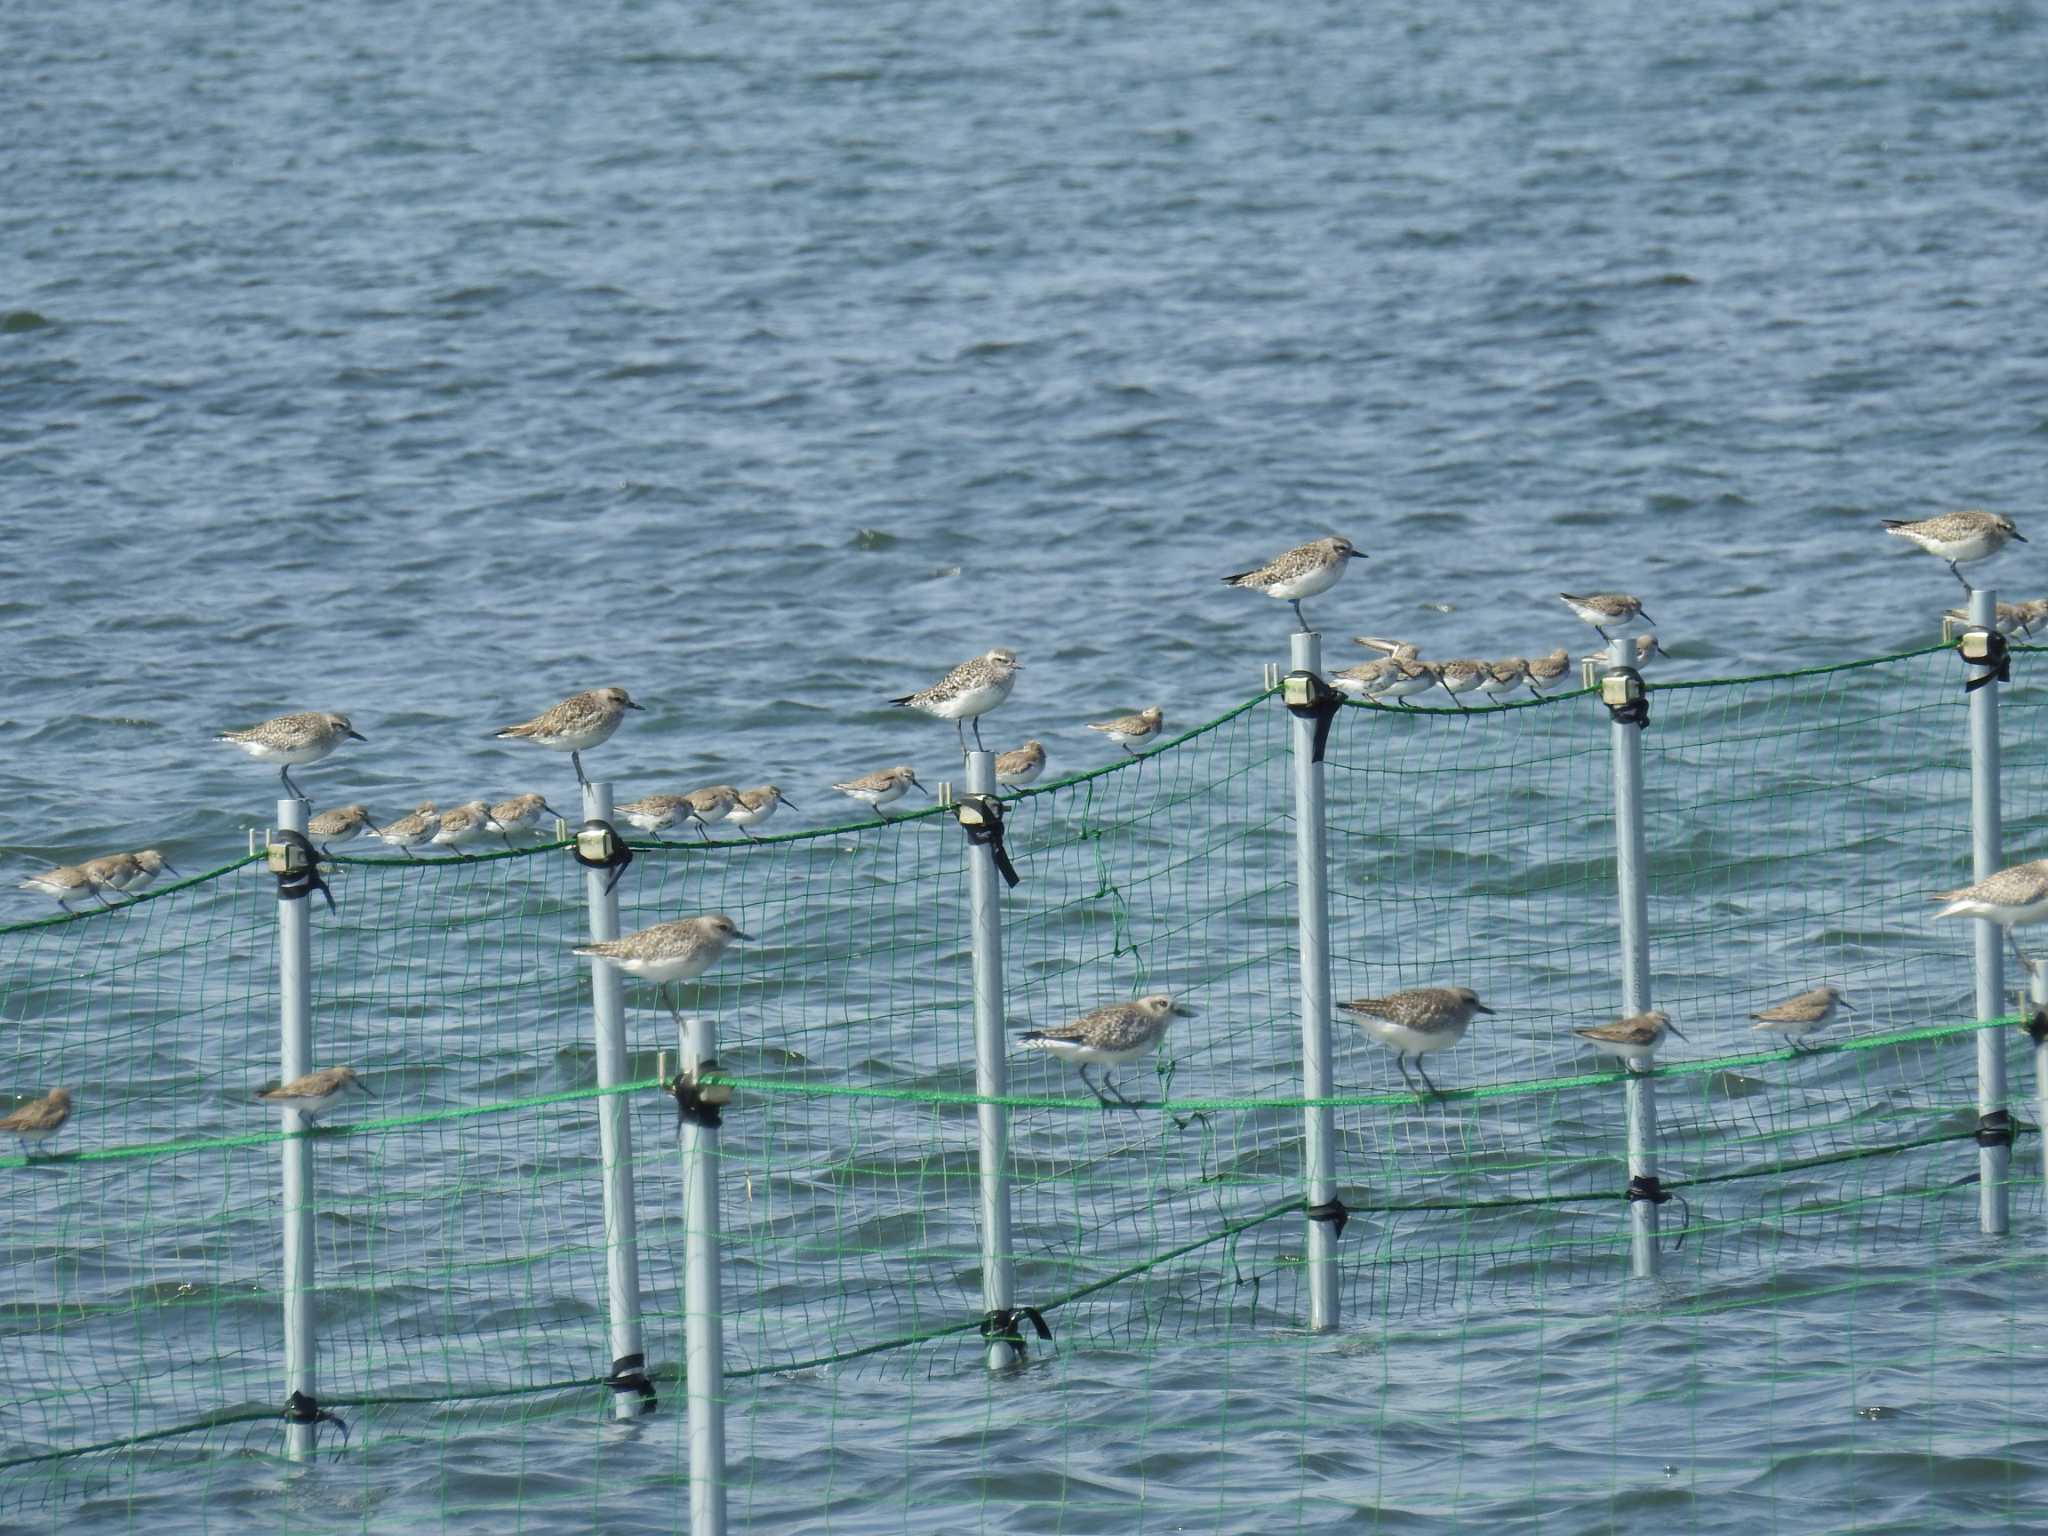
[1372,657,1442,706]
[2017,598,2048,636]
[994,740,1047,788]
[488,793,565,847]
[1944,600,2035,638]
[308,804,376,854]
[574,913,752,1021]
[1932,858,2048,973]
[1574,1010,1683,1070]
[1473,659,1528,702]
[616,794,693,840]
[1018,995,1193,1109]
[258,1066,373,1122]
[889,648,1022,754]
[1750,986,1852,1052]
[1338,987,1493,1099]
[82,849,179,897]
[1222,536,1364,631]
[1526,647,1574,694]
[832,765,927,818]
[1332,658,1398,701]
[368,801,442,857]
[217,711,366,801]
[726,785,798,840]
[1558,593,1654,646]
[1436,659,1487,709]
[430,800,504,856]
[0,1088,71,1156]
[18,864,109,913]
[491,687,645,788]
[681,785,741,841]
[1089,706,1165,755]
[1883,511,2026,593]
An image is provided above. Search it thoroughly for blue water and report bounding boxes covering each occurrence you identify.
[7,2,2048,1531]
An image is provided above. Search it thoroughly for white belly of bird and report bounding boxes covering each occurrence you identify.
[11,1124,59,1144]
[21,874,89,900]
[996,764,1042,787]
[1473,676,1520,698]
[435,823,498,850]
[1259,562,1343,601]
[1375,674,1436,701]
[847,783,907,808]
[1585,1037,1658,1066]
[725,802,777,830]
[919,677,1013,721]
[1755,1015,1827,1039]
[274,1091,344,1120]
[533,718,619,751]
[1563,599,1646,634]
[1901,529,2002,563]
[229,737,335,766]
[1358,1018,1465,1057]
[607,952,717,984]
[1939,894,2048,926]
[1024,1036,1149,1068]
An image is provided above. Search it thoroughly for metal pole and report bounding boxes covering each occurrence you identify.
[276,796,318,1462]
[680,1014,729,1536]
[1606,638,1660,1278]
[964,749,1018,1369]
[581,781,650,1418]
[1290,631,1339,1332]
[1968,587,2011,1235]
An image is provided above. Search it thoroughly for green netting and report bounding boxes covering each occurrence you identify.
[0,639,2043,1531]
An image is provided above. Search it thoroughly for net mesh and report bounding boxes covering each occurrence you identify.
[0,642,2042,1530]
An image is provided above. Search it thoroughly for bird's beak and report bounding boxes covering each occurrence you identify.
[353,1078,376,1097]
[2014,532,2030,543]
[1664,1022,1687,1041]
[1473,1002,1496,1015]
[1637,608,1656,626]
[1837,998,1856,1014]
[346,729,368,742]
[162,860,182,877]
[780,794,801,809]
[731,929,755,942]
[540,803,566,822]
[626,701,647,711]
[1172,1003,1198,1018]
[911,778,932,797]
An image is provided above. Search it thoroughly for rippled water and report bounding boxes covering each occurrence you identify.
[7,1,2048,1531]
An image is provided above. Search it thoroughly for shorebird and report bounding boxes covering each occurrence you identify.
[1932,858,2048,974]
[889,649,1022,754]
[1574,1011,1683,1070]
[1750,986,1852,1052]
[1089,706,1165,755]
[1558,593,1653,647]
[1339,987,1494,1099]
[491,687,644,788]
[726,786,798,840]
[258,1067,373,1122]
[994,740,1046,788]
[0,1088,71,1156]
[573,913,752,1023]
[832,766,927,818]
[308,805,376,854]
[1883,511,2026,593]
[1018,995,1193,1109]
[217,712,366,801]
[1222,536,1363,631]
[18,864,110,912]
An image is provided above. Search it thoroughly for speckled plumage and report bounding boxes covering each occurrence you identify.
[1018,995,1191,1108]
[1559,592,1653,640]
[492,687,643,786]
[370,802,442,853]
[994,741,1046,787]
[833,765,925,815]
[890,649,1022,750]
[1884,512,2026,591]
[431,800,502,853]
[574,914,751,991]
[1222,537,1362,629]
[727,785,797,836]
[217,711,365,797]
[1339,987,1493,1097]
[18,864,107,911]
[0,1088,71,1150]
[308,805,375,847]
[488,794,563,842]
[1526,647,1573,692]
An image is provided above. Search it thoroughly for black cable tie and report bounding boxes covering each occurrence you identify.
[1975,1110,2014,1149]
[1626,1175,1672,1204]
[1304,1197,1350,1239]
[955,795,1021,889]
[2027,1010,2048,1047]
[571,819,634,896]
[667,1065,728,1130]
[605,1352,658,1412]
[1281,670,1342,763]
[281,1389,350,1448]
[269,830,335,913]
[979,1306,1053,1354]
[1959,628,2011,693]
[1602,667,1652,729]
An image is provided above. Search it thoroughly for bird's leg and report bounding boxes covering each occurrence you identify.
[1951,561,1974,594]
[955,718,968,755]
[659,983,682,1028]
[572,750,590,788]
[1078,1066,1112,1108]
[2006,927,2038,976]
[90,888,111,909]
[1290,598,1309,632]
[694,821,711,843]
[56,899,73,914]
[1099,1073,1141,1112]
[739,826,761,843]
[1593,625,1614,646]
[280,765,305,801]
[972,716,987,752]
[1414,1057,1443,1101]
[1393,1054,1419,1096]
[500,832,515,850]
[1121,743,1137,756]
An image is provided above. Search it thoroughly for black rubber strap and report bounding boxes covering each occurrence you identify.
[282,1389,350,1447]
[2027,1011,2048,1047]
[979,1306,1053,1354]
[1976,1110,2014,1149]
[1282,670,1342,763]
[1605,667,1651,728]
[668,1066,726,1130]
[1304,1197,1350,1239]
[1626,1175,1672,1204]
[605,1352,658,1412]
[572,819,634,896]
[956,795,1021,889]
[1961,630,2011,693]
[272,830,335,913]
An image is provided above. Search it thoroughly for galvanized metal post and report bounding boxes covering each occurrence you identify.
[1605,639,1660,1278]
[1290,631,1340,1332]
[964,749,1019,1369]
[581,781,650,1417]
[679,1014,728,1536]
[1968,587,2011,1235]
[276,797,318,1461]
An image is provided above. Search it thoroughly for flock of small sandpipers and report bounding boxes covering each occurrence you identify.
[2,511,2042,1147]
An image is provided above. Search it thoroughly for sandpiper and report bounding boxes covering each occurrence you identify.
[258,1066,373,1122]
[1338,987,1493,1099]
[1883,511,2026,593]
[308,805,376,853]
[488,793,565,846]
[889,649,1022,753]
[368,802,441,857]
[431,800,504,856]
[832,766,927,818]
[1526,647,1573,694]
[726,785,798,839]
[1089,706,1165,754]
[994,740,1046,788]
[1473,659,1527,702]
[1750,986,1852,1052]
[1222,536,1363,631]
[1558,593,1654,645]
[681,785,741,841]
[1932,858,2048,973]
[617,793,693,840]
[1017,995,1193,1109]
[18,865,109,912]
[1372,657,1441,706]
[1945,600,2035,637]
[574,913,751,1021]
[491,687,644,788]
[1574,1010,1683,1070]
[217,712,366,801]
[1332,658,1397,701]
[1436,659,1487,709]
[1583,634,1669,670]
[81,849,180,898]
[0,1089,71,1156]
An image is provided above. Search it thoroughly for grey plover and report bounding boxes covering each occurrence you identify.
[491,687,644,788]
[994,740,1046,788]
[832,765,927,818]
[367,802,441,857]
[1089,706,1164,754]
[488,793,565,846]
[1018,995,1193,1108]
[574,913,751,1021]
[217,712,366,801]
[1222,536,1363,631]
[18,864,109,912]
[1574,1010,1683,1070]
[1338,987,1493,1098]
[1883,511,2026,592]
[1750,986,1851,1052]
[1932,858,2048,973]
[726,785,798,839]
[0,1088,71,1156]
[1558,593,1654,645]
[889,649,1022,753]
[258,1066,373,1122]
[308,804,376,853]
[431,800,504,856]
